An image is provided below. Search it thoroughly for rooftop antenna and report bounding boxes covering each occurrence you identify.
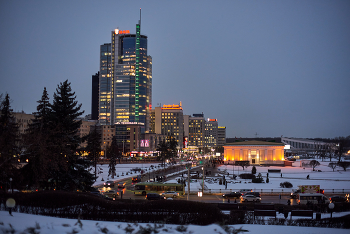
[139,8,141,26]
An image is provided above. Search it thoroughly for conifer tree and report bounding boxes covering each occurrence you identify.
[0,94,19,191]
[107,137,119,179]
[21,88,51,189]
[86,125,101,180]
[48,80,94,191]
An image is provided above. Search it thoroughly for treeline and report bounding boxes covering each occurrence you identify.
[0,80,104,192]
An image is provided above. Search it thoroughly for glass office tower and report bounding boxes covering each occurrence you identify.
[99,24,152,132]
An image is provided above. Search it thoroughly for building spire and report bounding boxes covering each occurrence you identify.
[139,8,141,26]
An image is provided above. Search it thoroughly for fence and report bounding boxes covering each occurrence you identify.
[185,188,350,195]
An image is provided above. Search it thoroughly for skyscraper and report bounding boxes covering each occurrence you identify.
[99,18,152,132]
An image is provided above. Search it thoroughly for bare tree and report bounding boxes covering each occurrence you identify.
[328,162,337,172]
[310,160,320,171]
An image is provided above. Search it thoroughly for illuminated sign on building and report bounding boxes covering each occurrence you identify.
[114,29,130,35]
[207,118,217,122]
[140,140,149,148]
[162,104,182,110]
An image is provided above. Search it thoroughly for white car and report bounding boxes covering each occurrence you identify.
[161,191,179,198]
[103,190,119,199]
[241,194,261,202]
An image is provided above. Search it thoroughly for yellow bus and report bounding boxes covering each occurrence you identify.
[134,182,185,196]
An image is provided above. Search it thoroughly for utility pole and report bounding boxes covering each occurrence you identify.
[187,163,190,200]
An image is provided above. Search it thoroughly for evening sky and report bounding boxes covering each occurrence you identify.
[1,0,349,138]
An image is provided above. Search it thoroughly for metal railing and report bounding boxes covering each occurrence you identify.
[185,188,350,195]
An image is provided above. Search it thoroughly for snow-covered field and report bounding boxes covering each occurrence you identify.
[91,160,350,193]
[1,211,350,234]
[2,159,350,233]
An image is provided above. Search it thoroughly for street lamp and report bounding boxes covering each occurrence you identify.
[202,166,204,194]
[329,203,335,219]
[9,178,12,193]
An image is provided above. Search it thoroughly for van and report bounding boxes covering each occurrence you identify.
[298,193,329,205]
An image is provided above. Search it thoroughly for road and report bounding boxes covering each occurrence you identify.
[97,176,299,205]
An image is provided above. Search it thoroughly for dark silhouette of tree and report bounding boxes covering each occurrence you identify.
[337,161,350,171]
[48,80,93,191]
[251,166,257,175]
[157,139,168,166]
[310,160,320,171]
[85,125,101,180]
[334,136,350,162]
[107,137,120,179]
[236,161,250,170]
[168,136,178,161]
[21,88,51,189]
[328,162,337,172]
[0,94,19,192]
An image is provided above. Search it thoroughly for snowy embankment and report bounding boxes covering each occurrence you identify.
[1,211,350,234]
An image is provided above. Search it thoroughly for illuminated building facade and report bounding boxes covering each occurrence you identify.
[151,103,184,149]
[99,22,152,132]
[204,118,218,148]
[224,141,285,166]
[217,126,226,147]
[187,114,205,149]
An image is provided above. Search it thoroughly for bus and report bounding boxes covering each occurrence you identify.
[134,182,185,196]
[298,193,329,205]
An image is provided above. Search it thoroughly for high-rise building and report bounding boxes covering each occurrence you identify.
[99,19,152,132]
[91,72,99,120]
[217,126,226,147]
[151,103,184,149]
[205,118,218,148]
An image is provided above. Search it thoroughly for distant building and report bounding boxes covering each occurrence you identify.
[217,126,226,147]
[98,23,152,131]
[224,140,285,166]
[151,103,184,149]
[186,113,205,152]
[13,112,33,135]
[91,72,99,120]
[204,119,218,148]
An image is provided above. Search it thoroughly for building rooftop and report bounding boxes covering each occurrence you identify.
[225,140,285,146]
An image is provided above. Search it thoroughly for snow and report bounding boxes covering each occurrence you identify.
[1,211,350,234]
[2,159,350,233]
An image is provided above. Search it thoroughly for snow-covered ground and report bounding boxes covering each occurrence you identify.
[1,211,349,234]
[2,159,350,233]
[91,160,350,193]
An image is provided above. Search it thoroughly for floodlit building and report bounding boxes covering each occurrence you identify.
[224,141,285,166]
[204,119,218,148]
[98,17,152,132]
[151,103,184,149]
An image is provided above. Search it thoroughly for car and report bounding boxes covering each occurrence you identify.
[161,191,179,198]
[245,192,261,197]
[118,182,126,188]
[241,194,261,202]
[103,190,119,200]
[103,181,115,187]
[146,193,165,200]
[239,189,253,195]
[329,195,347,203]
[222,192,242,199]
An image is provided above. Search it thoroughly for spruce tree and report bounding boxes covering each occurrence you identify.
[107,137,119,179]
[48,80,94,191]
[0,94,19,191]
[21,88,51,189]
[86,125,101,180]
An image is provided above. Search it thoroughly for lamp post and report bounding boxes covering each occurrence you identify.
[329,203,335,219]
[9,178,12,193]
[202,166,204,194]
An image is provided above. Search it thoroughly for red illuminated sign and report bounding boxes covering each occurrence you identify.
[115,29,130,35]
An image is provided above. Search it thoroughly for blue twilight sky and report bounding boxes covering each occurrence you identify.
[1,0,349,139]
